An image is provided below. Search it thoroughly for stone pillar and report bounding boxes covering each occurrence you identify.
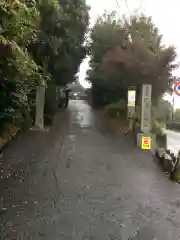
[140,84,152,133]
[35,84,45,129]
[137,84,155,151]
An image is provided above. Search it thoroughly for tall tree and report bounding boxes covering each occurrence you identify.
[29,0,89,86]
[28,0,89,127]
[88,12,128,107]
[0,0,89,133]
[88,12,177,108]
[0,0,42,132]
[152,99,172,122]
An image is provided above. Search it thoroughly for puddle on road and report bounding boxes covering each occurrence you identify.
[69,101,93,129]
[68,135,76,141]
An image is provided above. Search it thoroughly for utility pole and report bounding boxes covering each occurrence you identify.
[172,77,180,122]
[172,94,175,122]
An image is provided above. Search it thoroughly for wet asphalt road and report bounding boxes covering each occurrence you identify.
[1,100,180,239]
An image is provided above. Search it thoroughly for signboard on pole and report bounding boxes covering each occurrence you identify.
[127,88,136,120]
[140,84,152,133]
[141,136,151,150]
[174,81,180,96]
[127,90,136,107]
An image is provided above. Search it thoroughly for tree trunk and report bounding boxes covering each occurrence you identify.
[35,85,45,129]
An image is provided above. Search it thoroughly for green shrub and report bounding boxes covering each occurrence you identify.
[152,119,165,135]
[151,119,167,148]
[166,122,180,132]
[156,133,167,148]
[104,99,126,118]
[129,110,139,132]
[133,121,140,133]
[173,171,180,182]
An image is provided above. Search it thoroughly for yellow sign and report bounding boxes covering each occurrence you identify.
[127,90,136,107]
[141,136,151,150]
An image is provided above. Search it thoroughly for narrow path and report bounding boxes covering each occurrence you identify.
[1,100,180,240]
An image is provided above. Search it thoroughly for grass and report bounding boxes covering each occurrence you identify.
[0,125,20,152]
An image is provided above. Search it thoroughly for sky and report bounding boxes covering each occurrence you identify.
[78,0,180,107]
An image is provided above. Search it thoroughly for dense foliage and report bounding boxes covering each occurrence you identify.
[0,0,42,133]
[152,99,172,123]
[0,0,89,139]
[88,12,177,108]
[174,109,180,122]
[29,0,89,86]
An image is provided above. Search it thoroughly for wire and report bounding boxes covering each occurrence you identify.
[124,0,131,16]
[116,0,131,16]
[115,0,121,9]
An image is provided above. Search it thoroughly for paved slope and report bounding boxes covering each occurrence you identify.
[1,101,180,239]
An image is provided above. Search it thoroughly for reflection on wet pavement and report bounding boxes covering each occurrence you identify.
[69,100,93,128]
[1,100,180,239]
